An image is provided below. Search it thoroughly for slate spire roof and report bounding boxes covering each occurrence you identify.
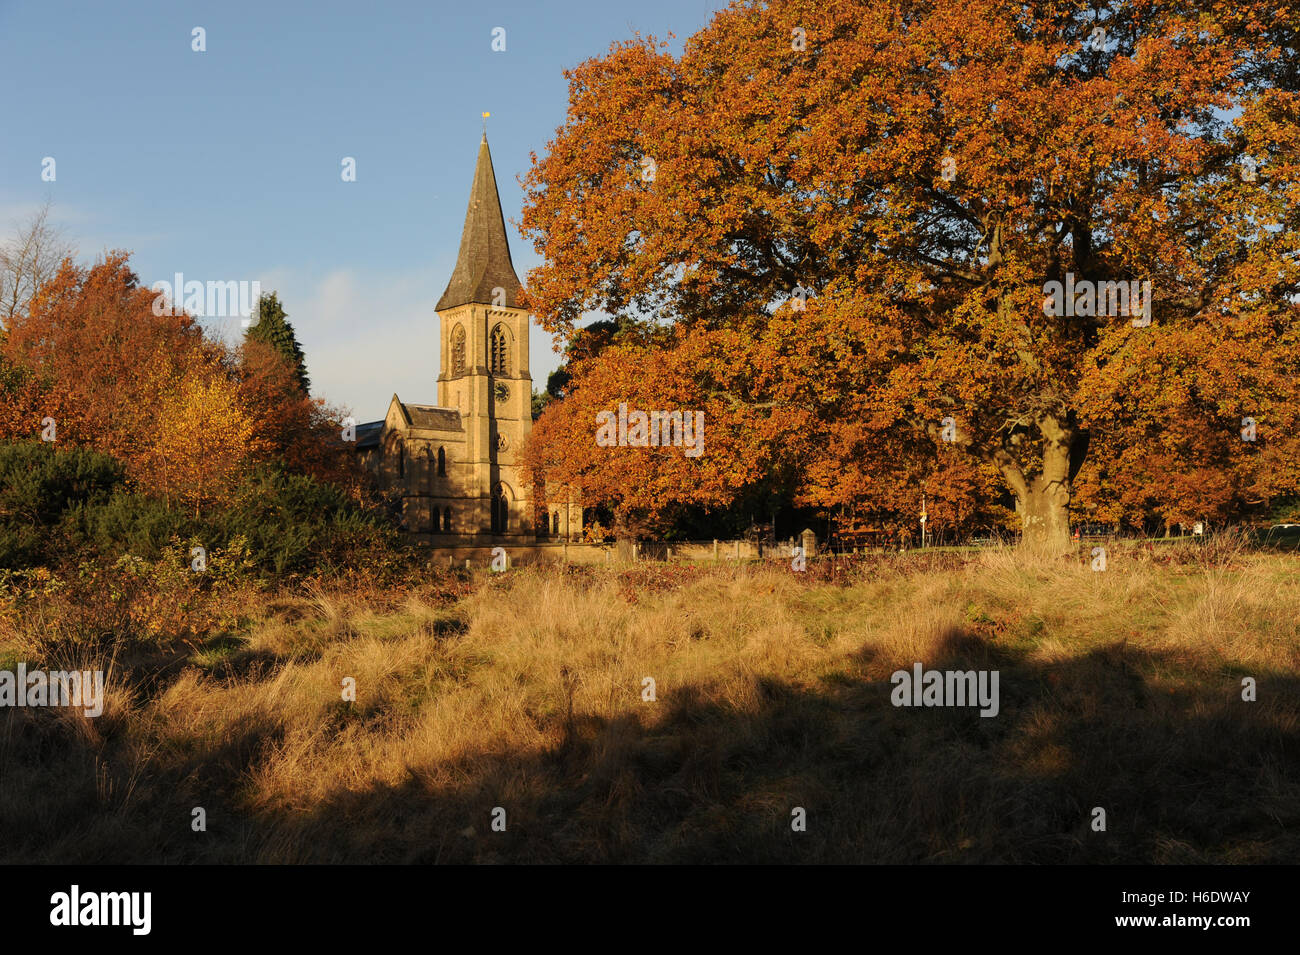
[436,133,524,311]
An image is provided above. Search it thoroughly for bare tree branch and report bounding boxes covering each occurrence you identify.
[0,201,75,329]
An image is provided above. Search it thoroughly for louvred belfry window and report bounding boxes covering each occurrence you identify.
[451,325,466,375]
[490,325,508,375]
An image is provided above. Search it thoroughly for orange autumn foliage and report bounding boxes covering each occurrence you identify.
[520,0,1300,545]
[1,252,360,510]
[3,253,217,463]
[234,337,358,492]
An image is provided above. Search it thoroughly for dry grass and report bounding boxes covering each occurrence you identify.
[2,546,1298,863]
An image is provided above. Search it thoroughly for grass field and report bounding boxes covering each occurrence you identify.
[2,542,1298,863]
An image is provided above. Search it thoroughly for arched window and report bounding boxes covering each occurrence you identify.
[392,437,404,479]
[491,484,510,533]
[443,507,452,534]
[437,446,446,477]
[451,325,466,375]
[489,325,509,376]
[424,447,435,494]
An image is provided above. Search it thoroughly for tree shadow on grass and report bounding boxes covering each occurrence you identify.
[4,628,1299,863]
[242,629,1300,864]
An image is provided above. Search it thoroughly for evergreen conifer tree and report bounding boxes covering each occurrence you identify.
[246,292,310,395]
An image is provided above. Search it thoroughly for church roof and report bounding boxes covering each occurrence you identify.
[355,420,384,449]
[436,134,524,311]
[398,401,463,432]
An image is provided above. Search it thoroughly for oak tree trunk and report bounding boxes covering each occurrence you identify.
[1001,412,1078,555]
[1016,477,1071,553]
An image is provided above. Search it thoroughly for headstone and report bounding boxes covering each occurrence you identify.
[801,528,817,558]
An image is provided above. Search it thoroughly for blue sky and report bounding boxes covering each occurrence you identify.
[0,0,728,420]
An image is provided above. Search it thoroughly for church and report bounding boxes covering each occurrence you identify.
[355,132,568,543]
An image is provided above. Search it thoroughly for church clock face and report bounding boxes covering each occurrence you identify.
[494,382,509,403]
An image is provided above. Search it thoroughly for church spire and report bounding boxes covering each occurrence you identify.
[437,133,524,311]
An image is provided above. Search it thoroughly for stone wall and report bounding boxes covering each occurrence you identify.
[419,539,794,568]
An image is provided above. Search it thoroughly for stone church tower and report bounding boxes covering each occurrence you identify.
[356,132,534,542]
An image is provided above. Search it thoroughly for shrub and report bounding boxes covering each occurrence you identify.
[73,489,194,560]
[0,441,124,567]
[214,465,393,575]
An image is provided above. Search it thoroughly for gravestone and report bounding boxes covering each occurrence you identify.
[801,528,817,558]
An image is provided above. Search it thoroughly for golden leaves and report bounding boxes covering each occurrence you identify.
[137,374,263,517]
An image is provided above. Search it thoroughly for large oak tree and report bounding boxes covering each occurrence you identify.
[520,0,1300,550]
